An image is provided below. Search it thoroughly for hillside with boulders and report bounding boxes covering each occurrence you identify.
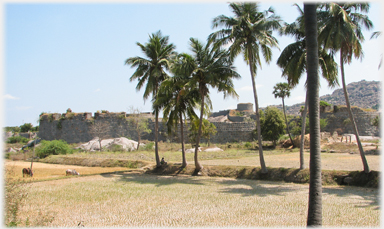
[269,80,381,116]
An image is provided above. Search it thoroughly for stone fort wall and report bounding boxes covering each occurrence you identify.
[38,107,379,144]
[38,112,257,144]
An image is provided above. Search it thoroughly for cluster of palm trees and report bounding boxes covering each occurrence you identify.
[125,3,375,176]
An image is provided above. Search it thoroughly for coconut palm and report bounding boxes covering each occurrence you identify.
[370,31,382,69]
[179,38,240,173]
[273,82,293,145]
[154,73,201,168]
[304,3,322,226]
[318,2,373,173]
[277,4,339,169]
[210,2,281,173]
[125,30,176,168]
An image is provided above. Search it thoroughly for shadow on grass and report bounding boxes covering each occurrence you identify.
[322,186,379,210]
[103,170,207,187]
[217,178,307,197]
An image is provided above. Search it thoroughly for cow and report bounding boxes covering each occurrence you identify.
[66,169,80,176]
[22,168,33,177]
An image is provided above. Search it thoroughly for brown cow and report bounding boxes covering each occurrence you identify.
[22,168,33,177]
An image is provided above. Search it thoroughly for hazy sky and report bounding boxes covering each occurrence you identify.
[2,0,383,127]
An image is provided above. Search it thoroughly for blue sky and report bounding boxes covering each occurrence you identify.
[2,1,383,127]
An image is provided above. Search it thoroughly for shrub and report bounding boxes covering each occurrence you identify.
[244,142,252,149]
[35,140,73,158]
[141,142,154,151]
[7,136,29,144]
[4,126,21,133]
[48,114,54,122]
[319,101,331,107]
[320,118,328,131]
[20,123,33,132]
[109,144,122,152]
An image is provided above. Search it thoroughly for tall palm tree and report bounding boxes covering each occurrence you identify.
[273,82,293,145]
[179,38,240,173]
[318,3,373,173]
[277,4,338,169]
[125,30,176,168]
[370,31,382,69]
[210,2,281,173]
[304,3,322,226]
[154,73,200,168]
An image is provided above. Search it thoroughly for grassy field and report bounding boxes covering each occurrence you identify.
[14,172,379,227]
[4,140,381,227]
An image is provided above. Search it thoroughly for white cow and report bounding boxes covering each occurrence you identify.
[66,169,80,176]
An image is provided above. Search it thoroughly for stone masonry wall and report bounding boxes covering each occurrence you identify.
[38,112,256,144]
[320,107,380,136]
[38,107,379,145]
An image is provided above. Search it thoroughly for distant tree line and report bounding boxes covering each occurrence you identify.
[4,123,39,133]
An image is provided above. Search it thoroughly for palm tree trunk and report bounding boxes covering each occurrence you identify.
[340,47,370,173]
[154,109,161,167]
[179,112,187,168]
[299,93,308,170]
[137,132,141,151]
[194,92,204,173]
[282,98,294,145]
[248,46,267,174]
[304,4,322,226]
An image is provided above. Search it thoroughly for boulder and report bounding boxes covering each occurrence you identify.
[76,137,145,151]
[6,147,17,153]
[203,147,224,152]
[184,147,202,153]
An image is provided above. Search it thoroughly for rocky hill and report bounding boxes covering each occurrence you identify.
[268,80,381,116]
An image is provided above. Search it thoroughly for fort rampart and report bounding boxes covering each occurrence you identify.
[37,106,379,144]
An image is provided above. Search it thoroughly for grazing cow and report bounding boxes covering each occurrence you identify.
[22,168,33,177]
[66,169,80,176]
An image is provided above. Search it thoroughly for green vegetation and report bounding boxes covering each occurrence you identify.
[189,118,217,146]
[372,115,380,127]
[256,107,286,147]
[4,123,38,133]
[319,101,331,107]
[35,140,73,159]
[7,136,29,144]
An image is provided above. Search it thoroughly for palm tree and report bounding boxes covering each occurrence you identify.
[210,2,281,173]
[304,3,322,226]
[273,82,293,145]
[125,30,176,168]
[155,73,200,168]
[277,4,339,169]
[178,38,240,174]
[370,31,382,69]
[318,3,373,173]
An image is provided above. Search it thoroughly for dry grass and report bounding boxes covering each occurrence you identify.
[4,140,381,227]
[202,151,381,171]
[5,160,133,181]
[18,173,379,227]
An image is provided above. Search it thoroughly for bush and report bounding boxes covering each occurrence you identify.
[320,101,331,107]
[109,144,123,152]
[4,126,21,133]
[35,140,73,158]
[244,142,252,149]
[141,142,154,151]
[7,136,29,144]
[20,123,33,132]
